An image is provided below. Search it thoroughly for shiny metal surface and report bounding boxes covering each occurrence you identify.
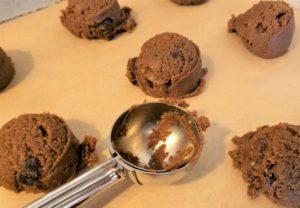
[108,102,202,185]
[25,102,202,208]
[110,102,200,172]
[26,158,122,208]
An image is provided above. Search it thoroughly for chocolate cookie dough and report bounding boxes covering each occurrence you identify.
[229,123,300,208]
[61,0,136,40]
[127,33,207,98]
[0,113,98,193]
[170,0,206,6]
[0,47,14,91]
[228,1,295,58]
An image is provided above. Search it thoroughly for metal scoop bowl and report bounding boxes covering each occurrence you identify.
[26,102,204,208]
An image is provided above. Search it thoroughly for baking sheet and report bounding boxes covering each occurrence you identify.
[0,0,299,207]
[0,0,62,23]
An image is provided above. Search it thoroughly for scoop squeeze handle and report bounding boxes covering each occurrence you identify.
[25,158,122,208]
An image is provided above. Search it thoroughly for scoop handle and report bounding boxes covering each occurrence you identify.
[25,157,122,208]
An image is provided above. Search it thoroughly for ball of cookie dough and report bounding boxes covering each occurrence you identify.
[60,0,136,40]
[0,113,97,193]
[126,32,207,98]
[229,123,300,208]
[228,1,295,58]
[0,47,14,91]
[170,0,206,6]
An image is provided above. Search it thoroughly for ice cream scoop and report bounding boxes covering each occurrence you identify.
[26,102,205,208]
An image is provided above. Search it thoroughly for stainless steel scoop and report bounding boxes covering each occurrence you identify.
[26,102,203,208]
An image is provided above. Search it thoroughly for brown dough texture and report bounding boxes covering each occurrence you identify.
[0,113,98,193]
[229,123,300,208]
[61,0,136,40]
[0,47,14,91]
[127,32,207,98]
[170,0,206,6]
[228,1,295,58]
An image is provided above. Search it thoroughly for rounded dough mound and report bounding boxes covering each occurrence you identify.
[0,47,14,91]
[170,0,206,6]
[127,32,207,98]
[60,0,136,40]
[229,123,300,207]
[0,114,86,193]
[228,1,295,58]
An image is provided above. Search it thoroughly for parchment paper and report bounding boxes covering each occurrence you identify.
[0,0,299,207]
